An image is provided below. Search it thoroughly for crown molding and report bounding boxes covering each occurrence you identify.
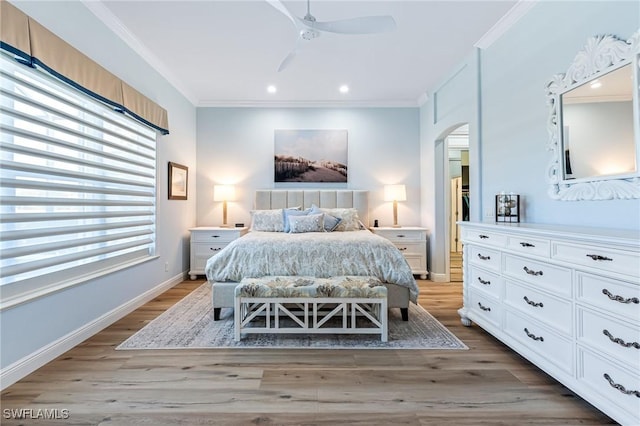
[197,99,421,108]
[82,0,199,106]
[474,0,538,49]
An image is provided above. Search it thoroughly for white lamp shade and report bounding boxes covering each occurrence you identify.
[384,184,406,202]
[213,185,235,201]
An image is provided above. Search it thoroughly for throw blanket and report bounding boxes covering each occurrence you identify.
[205,230,418,302]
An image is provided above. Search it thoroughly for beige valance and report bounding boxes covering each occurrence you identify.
[0,0,169,134]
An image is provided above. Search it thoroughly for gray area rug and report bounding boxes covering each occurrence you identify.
[117,283,468,350]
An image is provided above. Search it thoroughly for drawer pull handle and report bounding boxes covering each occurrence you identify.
[603,330,640,349]
[396,234,406,238]
[211,235,220,238]
[520,242,535,247]
[398,247,407,251]
[524,328,544,342]
[602,289,639,304]
[477,253,491,261]
[523,266,543,276]
[210,247,222,252]
[586,254,613,262]
[523,296,543,308]
[477,277,491,285]
[477,302,491,312]
[603,374,640,398]
[479,234,489,239]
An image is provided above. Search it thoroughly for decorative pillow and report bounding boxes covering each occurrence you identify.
[288,213,324,233]
[283,208,311,233]
[250,209,287,232]
[311,205,361,231]
[321,213,342,232]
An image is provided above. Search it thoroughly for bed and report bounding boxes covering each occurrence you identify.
[205,190,419,321]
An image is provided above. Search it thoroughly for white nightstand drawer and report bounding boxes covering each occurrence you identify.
[468,245,501,272]
[469,266,503,299]
[504,280,572,335]
[503,254,572,297]
[577,308,640,368]
[393,241,424,256]
[576,272,640,321]
[504,310,573,374]
[191,229,243,243]
[404,254,426,271]
[462,228,507,248]
[552,241,640,278]
[578,348,640,422]
[373,228,426,241]
[506,235,551,258]
[194,243,227,256]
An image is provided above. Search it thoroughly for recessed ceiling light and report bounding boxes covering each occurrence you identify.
[267,85,277,94]
[339,85,349,94]
[590,80,601,89]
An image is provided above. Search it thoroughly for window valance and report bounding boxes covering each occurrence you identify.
[0,0,169,134]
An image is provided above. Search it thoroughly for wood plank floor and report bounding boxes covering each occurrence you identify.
[1,280,614,425]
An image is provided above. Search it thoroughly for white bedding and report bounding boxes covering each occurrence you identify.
[205,230,418,302]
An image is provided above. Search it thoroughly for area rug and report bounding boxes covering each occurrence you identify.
[117,283,467,350]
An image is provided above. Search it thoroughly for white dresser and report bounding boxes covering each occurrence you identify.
[370,226,428,279]
[459,222,639,425]
[188,227,248,280]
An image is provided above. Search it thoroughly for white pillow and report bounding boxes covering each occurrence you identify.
[288,213,324,233]
[250,209,286,232]
[311,205,361,231]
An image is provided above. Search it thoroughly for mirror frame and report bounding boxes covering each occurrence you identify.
[545,31,640,200]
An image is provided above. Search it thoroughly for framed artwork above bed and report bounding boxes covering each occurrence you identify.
[274,129,348,183]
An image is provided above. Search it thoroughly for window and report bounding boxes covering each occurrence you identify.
[0,52,157,308]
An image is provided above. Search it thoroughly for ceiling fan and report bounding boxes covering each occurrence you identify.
[266,0,397,72]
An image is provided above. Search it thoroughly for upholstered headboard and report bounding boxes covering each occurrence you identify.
[255,190,369,227]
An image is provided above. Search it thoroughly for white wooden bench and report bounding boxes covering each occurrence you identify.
[234,276,388,342]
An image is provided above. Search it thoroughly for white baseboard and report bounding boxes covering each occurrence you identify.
[0,272,186,390]
[430,272,449,282]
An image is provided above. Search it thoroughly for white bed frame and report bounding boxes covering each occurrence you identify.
[211,190,411,321]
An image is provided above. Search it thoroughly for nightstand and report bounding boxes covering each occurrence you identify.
[188,227,248,280]
[371,226,428,279]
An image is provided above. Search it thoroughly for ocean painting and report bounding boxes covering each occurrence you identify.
[274,129,348,183]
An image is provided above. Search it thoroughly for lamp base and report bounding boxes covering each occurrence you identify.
[392,224,402,228]
[219,224,232,228]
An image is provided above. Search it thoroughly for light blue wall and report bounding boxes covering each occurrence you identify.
[196,107,421,228]
[480,1,639,228]
[1,2,197,376]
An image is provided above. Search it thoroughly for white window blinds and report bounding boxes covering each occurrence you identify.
[0,52,157,307]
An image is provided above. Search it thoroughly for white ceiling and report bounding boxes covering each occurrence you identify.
[87,0,527,107]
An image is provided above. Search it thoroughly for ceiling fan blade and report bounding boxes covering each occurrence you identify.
[312,15,397,35]
[277,48,298,72]
[265,0,298,27]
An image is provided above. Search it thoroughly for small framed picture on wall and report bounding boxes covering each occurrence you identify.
[168,162,188,200]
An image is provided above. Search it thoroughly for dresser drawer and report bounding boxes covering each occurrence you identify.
[578,349,640,422]
[576,272,640,321]
[404,254,426,272]
[504,280,572,335]
[506,235,551,258]
[470,290,502,329]
[191,230,242,243]
[504,310,573,374]
[577,308,640,368]
[503,254,572,297]
[552,241,640,278]
[468,245,501,272]
[463,228,507,248]
[469,266,503,299]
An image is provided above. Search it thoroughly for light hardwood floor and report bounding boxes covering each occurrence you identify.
[1,279,614,425]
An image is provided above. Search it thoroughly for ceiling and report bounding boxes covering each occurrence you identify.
[87,0,526,107]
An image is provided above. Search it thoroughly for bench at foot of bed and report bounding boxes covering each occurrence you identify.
[234,276,388,342]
